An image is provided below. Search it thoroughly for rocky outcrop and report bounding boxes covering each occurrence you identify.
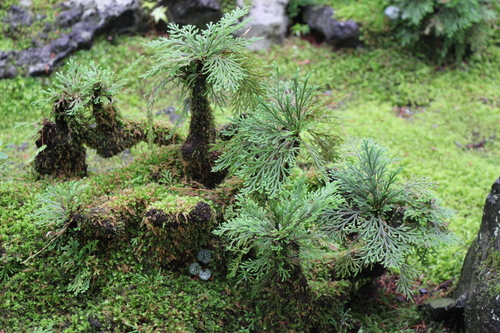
[237,0,290,51]
[455,177,500,332]
[303,5,361,48]
[425,178,500,332]
[159,0,222,29]
[0,0,144,79]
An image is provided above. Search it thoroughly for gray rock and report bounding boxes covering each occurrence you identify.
[303,5,361,48]
[19,0,33,7]
[159,0,222,29]
[3,5,34,29]
[237,0,290,51]
[0,0,144,79]
[56,4,85,28]
[455,177,500,332]
[428,178,500,332]
[0,64,18,79]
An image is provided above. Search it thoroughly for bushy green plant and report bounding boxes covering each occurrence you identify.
[31,179,87,229]
[214,177,341,284]
[24,179,87,263]
[390,0,498,62]
[213,69,338,198]
[34,59,128,121]
[322,138,452,295]
[31,59,129,177]
[142,6,267,187]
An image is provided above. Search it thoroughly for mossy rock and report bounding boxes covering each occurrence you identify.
[79,185,159,239]
[139,196,218,268]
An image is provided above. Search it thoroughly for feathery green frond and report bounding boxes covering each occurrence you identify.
[214,177,341,283]
[32,59,130,126]
[322,138,451,295]
[142,6,266,113]
[31,179,88,228]
[214,68,339,197]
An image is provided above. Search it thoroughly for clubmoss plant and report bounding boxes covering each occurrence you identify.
[214,177,341,284]
[322,138,452,295]
[25,179,88,263]
[142,7,267,188]
[32,59,176,177]
[213,68,339,198]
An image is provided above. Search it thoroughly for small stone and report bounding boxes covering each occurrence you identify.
[384,6,400,20]
[19,0,32,7]
[419,288,429,295]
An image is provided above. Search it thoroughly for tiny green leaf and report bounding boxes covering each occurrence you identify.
[189,262,201,275]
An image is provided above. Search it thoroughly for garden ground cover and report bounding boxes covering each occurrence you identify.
[1,1,499,331]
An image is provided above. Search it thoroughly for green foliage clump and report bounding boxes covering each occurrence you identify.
[214,69,338,198]
[215,178,351,331]
[322,138,452,295]
[32,59,176,177]
[56,239,100,295]
[391,0,498,62]
[215,177,341,283]
[31,179,87,229]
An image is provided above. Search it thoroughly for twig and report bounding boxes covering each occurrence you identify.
[21,222,70,265]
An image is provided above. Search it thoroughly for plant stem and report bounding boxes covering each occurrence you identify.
[180,65,218,187]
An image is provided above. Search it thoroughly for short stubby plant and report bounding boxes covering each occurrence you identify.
[142,6,267,188]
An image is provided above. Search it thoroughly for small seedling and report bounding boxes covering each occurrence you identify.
[189,249,212,280]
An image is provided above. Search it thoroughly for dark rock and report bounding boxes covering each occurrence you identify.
[159,0,222,29]
[456,178,500,332]
[3,5,34,29]
[56,4,85,28]
[37,33,49,41]
[0,64,18,79]
[427,178,500,332]
[0,0,145,79]
[28,63,52,77]
[423,295,466,325]
[303,5,361,48]
[43,22,53,33]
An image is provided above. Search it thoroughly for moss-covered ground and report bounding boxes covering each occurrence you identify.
[1,0,499,332]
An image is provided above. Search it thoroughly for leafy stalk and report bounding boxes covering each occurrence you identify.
[214,68,339,197]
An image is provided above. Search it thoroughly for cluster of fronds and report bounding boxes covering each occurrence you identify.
[391,0,498,62]
[213,69,338,198]
[142,6,267,116]
[32,59,131,130]
[214,177,341,284]
[322,138,453,295]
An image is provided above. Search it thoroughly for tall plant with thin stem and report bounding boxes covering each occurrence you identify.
[143,7,266,188]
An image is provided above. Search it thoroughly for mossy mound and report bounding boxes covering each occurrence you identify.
[34,120,87,177]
